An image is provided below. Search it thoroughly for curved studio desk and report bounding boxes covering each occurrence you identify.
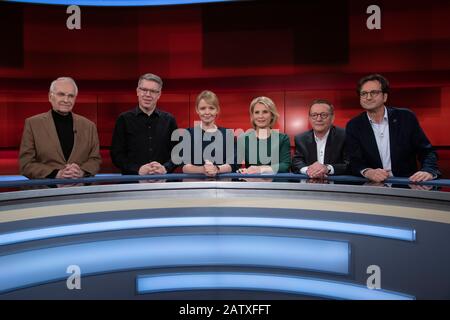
[0,174,449,300]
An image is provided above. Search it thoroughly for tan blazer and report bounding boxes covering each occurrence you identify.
[19,110,101,179]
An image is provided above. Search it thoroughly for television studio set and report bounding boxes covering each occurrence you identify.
[0,0,449,304]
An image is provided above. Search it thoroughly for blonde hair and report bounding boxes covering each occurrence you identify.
[195,90,220,113]
[249,96,279,129]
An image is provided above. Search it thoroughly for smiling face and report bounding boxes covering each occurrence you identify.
[196,98,219,127]
[49,80,77,115]
[251,103,273,129]
[309,103,334,135]
[359,80,388,112]
[136,79,162,112]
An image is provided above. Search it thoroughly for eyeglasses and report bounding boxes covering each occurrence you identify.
[52,91,76,100]
[309,112,332,120]
[138,87,160,95]
[360,90,383,98]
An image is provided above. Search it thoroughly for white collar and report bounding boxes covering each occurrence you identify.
[314,128,330,142]
[367,107,388,124]
[200,123,218,132]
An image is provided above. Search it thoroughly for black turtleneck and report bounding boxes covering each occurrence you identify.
[51,110,74,161]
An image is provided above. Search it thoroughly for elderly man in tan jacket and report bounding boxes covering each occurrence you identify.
[19,77,101,179]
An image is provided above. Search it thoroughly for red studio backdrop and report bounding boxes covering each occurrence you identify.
[0,0,449,175]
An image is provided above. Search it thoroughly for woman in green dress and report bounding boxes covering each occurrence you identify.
[238,96,291,174]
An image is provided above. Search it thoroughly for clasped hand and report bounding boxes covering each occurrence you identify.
[138,162,167,175]
[306,162,328,179]
[56,163,85,179]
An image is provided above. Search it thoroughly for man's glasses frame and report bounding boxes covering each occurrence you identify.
[359,90,383,99]
[309,112,332,120]
[138,87,161,96]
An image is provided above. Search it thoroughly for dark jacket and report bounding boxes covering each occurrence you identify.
[291,125,349,175]
[345,107,440,177]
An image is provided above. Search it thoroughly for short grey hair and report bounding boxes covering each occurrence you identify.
[309,99,334,114]
[49,77,78,96]
[138,73,163,89]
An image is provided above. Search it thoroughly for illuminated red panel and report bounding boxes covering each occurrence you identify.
[387,87,443,146]
[0,94,48,148]
[137,7,202,78]
[97,93,136,146]
[158,93,191,129]
[347,1,450,73]
[97,92,190,147]
[335,90,365,128]
[0,94,96,148]
[20,6,139,80]
[437,150,450,178]
[0,92,97,148]
[0,1,449,81]
[434,87,450,146]
[99,148,117,173]
[0,92,96,148]
[0,150,19,175]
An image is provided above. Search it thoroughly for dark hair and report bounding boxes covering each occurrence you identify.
[309,99,334,114]
[357,74,390,95]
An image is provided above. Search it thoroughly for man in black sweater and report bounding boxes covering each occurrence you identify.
[110,73,178,175]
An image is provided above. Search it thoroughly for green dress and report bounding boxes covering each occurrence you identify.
[238,130,291,173]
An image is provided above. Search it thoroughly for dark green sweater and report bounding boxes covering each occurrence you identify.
[239,130,291,173]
